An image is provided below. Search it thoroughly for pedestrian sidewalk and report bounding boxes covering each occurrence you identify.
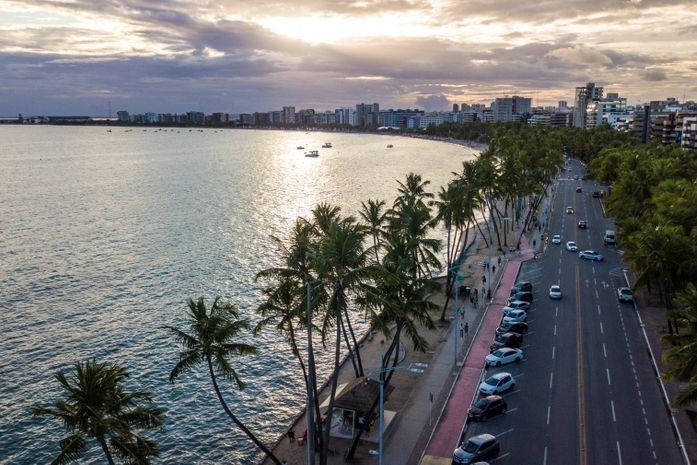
[418,236,534,464]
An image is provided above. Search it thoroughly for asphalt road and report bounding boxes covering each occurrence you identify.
[463,159,684,465]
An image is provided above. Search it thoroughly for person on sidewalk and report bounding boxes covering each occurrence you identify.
[459,321,464,338]
[465,322,469,335]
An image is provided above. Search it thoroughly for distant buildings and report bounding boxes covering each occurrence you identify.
[573,82,604,128]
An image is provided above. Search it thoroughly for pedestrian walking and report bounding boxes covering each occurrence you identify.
[492,265,496,275]
[474,297,479,307]
[482,275,486,284]
[459,321,464,338]
[487,288,491,300]
[498,256,501,265]
[465,322,469,335]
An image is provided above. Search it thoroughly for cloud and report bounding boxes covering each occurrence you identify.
[545,46,613,66]
[643,68,667,81]
[415,94,451,111]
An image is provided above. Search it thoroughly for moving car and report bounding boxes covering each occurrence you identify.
[452,434,500,464]
[576,186,583,193]
[467,395,507,422]
[502,309,527,323]
[566,241,578,252]
[496,321,528,336]
[578,220,587,229]
[479,372,516,395]
[592,191,600,198]
[604,230,616,245]
[579,250,604,261]
[566,206,574,214]
[486,347,523,367]
[490,332,523,352]
[549,285,562,299]
[551,234,561,244]
[618,287,633,303]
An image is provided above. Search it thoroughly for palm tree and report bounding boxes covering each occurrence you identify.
[663,284,697,406]
[165,297,281,465]
[33,359,163,465]
[359,198,388,264]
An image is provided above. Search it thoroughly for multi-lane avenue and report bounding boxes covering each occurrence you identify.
[463,158,685,464]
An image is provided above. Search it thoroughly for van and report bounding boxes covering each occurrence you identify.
[604,230,616,245]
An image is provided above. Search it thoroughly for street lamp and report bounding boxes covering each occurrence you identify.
[369,360,428,465]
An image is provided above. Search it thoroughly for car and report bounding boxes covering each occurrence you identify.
[502,309,527,323]
[452,433,500,464]
[485,347,523,367]
[479,372,516,395]
[574,175,580,180]
[592,191,600,198]
[579,250,604,261]
[490,332,523,352]
[549,285,562,299]
[566,241,578,252]
[510,281,533,293]
[467,395,507,421]
[505,300,531,311]
[551,234,561,244]
[576,186,583,193]
[618,287,634,303]
[496,321,528,336]
[508,291,533,304]
[578,220,587,229]
[502,306,526,317]
[566,206,574,214]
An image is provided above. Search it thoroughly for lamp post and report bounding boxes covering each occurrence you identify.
[370,359,427,465]
[450,263,465,372]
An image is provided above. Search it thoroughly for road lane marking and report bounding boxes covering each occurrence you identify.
[554,324,557,336]
[607,368,612,385]
[597,304,601,315]
[595,289,599,299]
[611,400,616,422]
[543,446,548,465]
[576,268,587,465]
[547,405,551,425]
[549,372,554,389]
[555,307,558,317]
[603,343,607,358]
[600,322,604,334]
[552,346,555,359]
[617,441,623,465]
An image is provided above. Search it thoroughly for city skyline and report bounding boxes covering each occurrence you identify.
[1,0,696,116]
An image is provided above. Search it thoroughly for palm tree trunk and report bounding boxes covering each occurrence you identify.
[207,357,281,465]
[342,308,364,376]
[305,283,317,465]
[320,312,343,465]
[339,314,360,377]
[97,435,116,465]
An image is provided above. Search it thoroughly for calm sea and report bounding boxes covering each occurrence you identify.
[0,126,476,464]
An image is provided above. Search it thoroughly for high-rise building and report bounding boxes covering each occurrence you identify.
[116,110,130,122]
[355,102,380,128]
[558,101,567,111]
[573,82,603,128]
[491,96,531,122]
[282,106,295,124]
[452,103,459,112]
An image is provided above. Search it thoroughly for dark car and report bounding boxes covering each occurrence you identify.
[509,281,533,294]
[467,395,507,422]
[575,186,582,193]
[496,321,528,336]
[452,433,500,464]
[490,332,523,352]
[508,291,533,303]
[592,191,600,198]
[577,220,587,229]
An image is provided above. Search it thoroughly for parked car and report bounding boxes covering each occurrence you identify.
[579,250,604,261]
[551,234,561,244]
[496,321,528,336]
[486,347,523,367]
[577,220,587,229]
[576,186,583,193]
[549,285,562,299]
[502,310,527,323]
[508,291,533,304]
[510,281,533,293]
[592,191,600,198]
[566,206,574,214]
[566,241,578,252]
[490,332,523,352]
[467,395,507,421]
[452,434,500,464]
[618,287,633,303]
[479,372,516,395]
[505,300,531,311]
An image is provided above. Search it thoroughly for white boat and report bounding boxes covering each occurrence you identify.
[322,142,332,148]
[304,150,319,157]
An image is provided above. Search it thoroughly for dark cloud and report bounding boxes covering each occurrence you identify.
[415,94,451,111]
[643,68,667,81]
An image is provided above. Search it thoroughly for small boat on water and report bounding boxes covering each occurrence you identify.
[297,146,305,150]
[304,150,319,157]
[322,142,332,148]
[386,144,394,148]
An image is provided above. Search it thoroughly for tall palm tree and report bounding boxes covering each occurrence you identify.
[359,198,388,264]
[33,359,163,465]
[165,297,281,465]
[663,284,697,406]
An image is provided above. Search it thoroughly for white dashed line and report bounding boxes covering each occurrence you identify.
[611,400,616,422]
[600,322,604,334]
[607,368,612,385]
[597,304,601,315]
[547,405,551,425]
[549,372,554,389]
[553,324,557,336]
[595,289,599,298]
[617,441,623,465]
[603,343,607,358]
[552,346,555,359]
[543,446,548,465]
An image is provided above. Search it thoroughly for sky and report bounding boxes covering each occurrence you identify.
[1,0,696,116]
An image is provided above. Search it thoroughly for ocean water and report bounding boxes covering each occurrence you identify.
[0,126,476,464]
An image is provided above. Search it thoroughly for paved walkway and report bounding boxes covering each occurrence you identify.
[419,235,533,463]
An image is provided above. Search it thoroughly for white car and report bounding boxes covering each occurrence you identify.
[551,234,561,244]
[506,300,531,311]
[549,285,562,299]
[502,309,527,323]
[486,348,524,367]
[579,250,604,261]
[566,241,578,252]
[479,372,516,395]
[566,206,574,214]
[618,287,633,303]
